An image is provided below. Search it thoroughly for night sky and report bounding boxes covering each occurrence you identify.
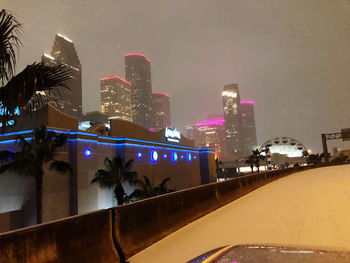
[3,0,350,153]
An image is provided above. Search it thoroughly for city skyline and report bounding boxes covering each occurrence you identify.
[2,0,350,153]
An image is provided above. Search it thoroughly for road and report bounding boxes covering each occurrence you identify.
[129,165,350,263]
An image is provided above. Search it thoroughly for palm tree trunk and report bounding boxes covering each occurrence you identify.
[114,186,124,206]
[36,170,43,224]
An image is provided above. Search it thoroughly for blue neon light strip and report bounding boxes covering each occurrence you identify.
[47,129,98,137]
[68,138,215,154]
[0,130,215,153]
[0,130,33,137]
[99,136,204,151]
[0,139,17,144]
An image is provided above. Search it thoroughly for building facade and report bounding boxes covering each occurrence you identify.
[222,84,241,160]
[150,92,171,131]
[42,33,82,119]
[125,53,152,129]
[186,118,227,160]
[240,101,257,157]
[100,75,132,122]
[0,106,216,232]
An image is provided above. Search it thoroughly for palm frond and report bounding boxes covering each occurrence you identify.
[143,175,152,187]
[104,157,113,172]
[159,177,171,188]
[113,156,123,171]
[0,9,22,85]
[122,170,138,185]
[0,62,72,117]
[50,160,72,175]
[91,169,115,188]
[128,189,148,200]
[124,159,134,172]
[133,177,147,191]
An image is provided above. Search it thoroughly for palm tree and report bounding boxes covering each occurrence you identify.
[0,9,72,130]
[245,155,255,173]
[331,153,348,164]
[128,175,173,201]
[0,126,72,224]
[91,156,138,206]
[250,149,265,173]
[307,153,322,165]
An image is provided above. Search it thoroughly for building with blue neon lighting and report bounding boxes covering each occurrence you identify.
[0,107,216,232]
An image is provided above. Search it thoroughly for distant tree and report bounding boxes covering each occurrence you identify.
[307,154,322,165]
[128,175,173,201]
[0,9,72,130]
[250,149,265,173]
[245,155,255,173]
[0,126,72,224]
[320,152,331,158]
[331,153,348,164]
[91,156,137,206]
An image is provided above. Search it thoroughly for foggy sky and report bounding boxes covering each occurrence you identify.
[3,0,350,153]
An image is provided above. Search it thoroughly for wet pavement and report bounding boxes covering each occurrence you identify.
[129,165,350,263]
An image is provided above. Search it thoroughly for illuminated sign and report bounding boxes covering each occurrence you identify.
[165,127,181,143]
[0,102,19,128]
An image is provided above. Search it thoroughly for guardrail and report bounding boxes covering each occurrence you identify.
[0,166,310,263]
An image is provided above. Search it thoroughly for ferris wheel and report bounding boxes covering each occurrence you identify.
[259,137,308,158]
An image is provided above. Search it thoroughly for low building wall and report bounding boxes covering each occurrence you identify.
[0,166,309,262]
[0,209,118,263]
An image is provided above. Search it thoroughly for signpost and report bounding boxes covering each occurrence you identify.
[321,128,350,164]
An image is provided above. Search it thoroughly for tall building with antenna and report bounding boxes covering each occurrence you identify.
[42,33,82,119]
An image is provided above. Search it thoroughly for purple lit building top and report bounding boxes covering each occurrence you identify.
[240,101,254,105]
[196,119,225,127]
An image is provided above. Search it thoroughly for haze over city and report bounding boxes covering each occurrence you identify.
[3,0,350,152]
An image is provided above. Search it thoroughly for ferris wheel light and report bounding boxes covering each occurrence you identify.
[260,137,307,158]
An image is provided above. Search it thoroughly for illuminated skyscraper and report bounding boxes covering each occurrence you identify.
[150,92,171,131]
[125,53,152,129]
[186,117,227,160]
[42,33,82,119]
[100,75,132,122]
[240,101,257,157]
[222,84,241,160]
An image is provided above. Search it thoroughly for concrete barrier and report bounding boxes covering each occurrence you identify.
[114,167,308,258]
[0,166,308,262]
[0,209,118,263]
